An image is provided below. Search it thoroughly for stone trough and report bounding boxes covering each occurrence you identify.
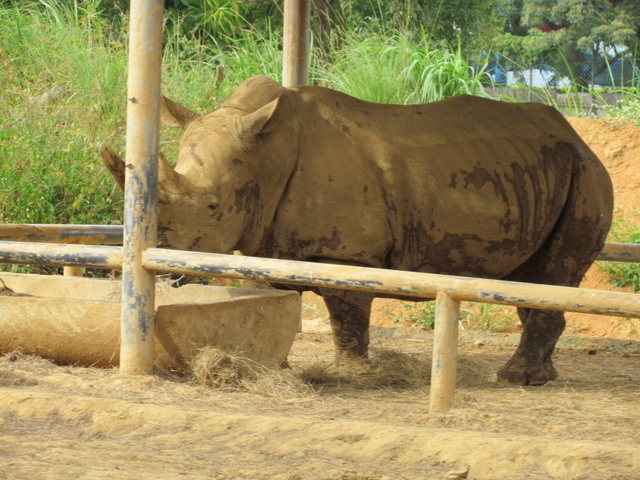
[0,273,301,370]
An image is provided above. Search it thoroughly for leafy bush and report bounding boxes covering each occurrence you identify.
[599,218,640,291]
[600,95,640,126]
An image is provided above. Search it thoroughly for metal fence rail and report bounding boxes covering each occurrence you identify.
[1,240,638,318]
[0,224,639,263]
[0,224,123,245]
[1,239,639,412]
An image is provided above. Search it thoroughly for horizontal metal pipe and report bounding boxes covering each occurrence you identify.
[0,241,123,269]
[1,241,639,317]
[143,248,640,318]
[598,242,640,262]
[0,225,637,262]
[0,224,123,245]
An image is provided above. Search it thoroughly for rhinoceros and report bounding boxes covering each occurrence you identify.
[101,75,613,385]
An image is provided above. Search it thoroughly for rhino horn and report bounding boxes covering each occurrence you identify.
[161,96,201,129]
[158,152,182,192]
[99,144,125,191]
[101,144,181,194]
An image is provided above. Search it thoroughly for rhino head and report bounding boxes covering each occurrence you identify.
[100,76,299,255]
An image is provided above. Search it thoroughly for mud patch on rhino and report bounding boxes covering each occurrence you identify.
[233,181,260,214]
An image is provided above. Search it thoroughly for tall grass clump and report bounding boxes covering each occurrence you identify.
[0,0,128,226]
[162,24,283,109]
[316,30,490,104]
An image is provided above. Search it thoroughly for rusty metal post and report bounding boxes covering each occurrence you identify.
[429,292,460,413]
[120,0,163,375]
[283,0,310,86]
[0,224,124,244]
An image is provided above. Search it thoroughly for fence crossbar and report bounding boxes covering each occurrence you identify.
[0,224,124,245]
[1,240,638,318]
[2,240,639,412]
[141,248,640,318]
[0,241,122,269]
[1,225,639,263]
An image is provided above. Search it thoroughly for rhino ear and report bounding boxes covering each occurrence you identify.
[99,144,126,191]
[242,93,290,138]
[161,96,201,129]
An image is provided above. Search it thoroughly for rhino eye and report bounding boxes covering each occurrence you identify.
[208,203,219,212]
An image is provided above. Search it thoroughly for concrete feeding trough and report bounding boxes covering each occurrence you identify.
[0,273,301,370]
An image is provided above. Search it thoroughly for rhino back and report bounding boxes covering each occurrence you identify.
[292,87,578,147]
[266,88,609,278]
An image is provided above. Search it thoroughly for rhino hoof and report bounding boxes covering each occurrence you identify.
[497,358,558,386]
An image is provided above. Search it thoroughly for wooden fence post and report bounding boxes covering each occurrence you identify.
[429,292,460,412]
[283,0,310,86]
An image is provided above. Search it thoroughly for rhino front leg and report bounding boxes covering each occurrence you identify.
[497,308,565,385]
[319,287,375,366]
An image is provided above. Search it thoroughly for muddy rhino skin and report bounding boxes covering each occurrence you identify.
[101,75,614,385]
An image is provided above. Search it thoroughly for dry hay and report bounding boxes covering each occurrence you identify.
[1,330,639,480]
[299,347,495,391]
[188,346,313,398]
[0,350,52,387]
[0,342,494,404]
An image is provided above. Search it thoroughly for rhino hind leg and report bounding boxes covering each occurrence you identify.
[497,308,563,385]
[319,287,375,368]
[497,239,601,386]
[499,208,609,384]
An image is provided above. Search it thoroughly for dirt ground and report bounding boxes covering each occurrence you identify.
[1,117,640,480]
[2,326,640,480]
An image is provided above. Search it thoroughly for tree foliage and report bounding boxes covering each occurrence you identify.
[312,0,503,55]
[498,0,640,87]
[522,0,640,52]
[8,0,640,89]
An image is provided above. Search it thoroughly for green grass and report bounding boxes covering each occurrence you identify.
[1,1,638,252]
[599,217,640,292]
[315,31,489,104]
[600,95,640,126]
[388,300,516,331]
[0,0,127,226]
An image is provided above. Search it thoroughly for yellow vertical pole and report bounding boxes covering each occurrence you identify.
[429,292,460,412]
[63,266,84,276]
[120,0,163,375]
[283,0,310,86]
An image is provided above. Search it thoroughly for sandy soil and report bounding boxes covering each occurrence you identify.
[1,117,640,480]
[2,325,640,480]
